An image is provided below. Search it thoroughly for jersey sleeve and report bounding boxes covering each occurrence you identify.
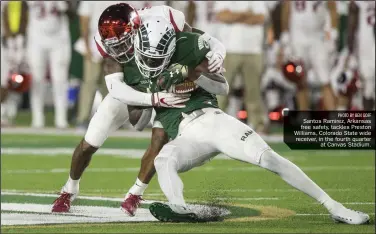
[172,32,210,68]
[163,6,185,32]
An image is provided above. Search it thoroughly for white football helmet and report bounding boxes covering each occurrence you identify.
[134,16,176,78]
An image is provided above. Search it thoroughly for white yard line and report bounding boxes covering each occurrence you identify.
[0,148,305,161]
[217,197,280,201]
[1,127,152,138]
[3,188,363,195]
[342,202,375,205]
[296,213,375,216]
[2,165,374,174]
[1,191,158,204]
[1,127,284,142]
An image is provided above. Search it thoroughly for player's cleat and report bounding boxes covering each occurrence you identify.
[330,202,370,225]
[149,202,201,223]
[120,194,143,216]
[51,192,73,213]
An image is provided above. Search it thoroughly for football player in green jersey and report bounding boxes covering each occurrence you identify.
[133,17,370,225]
[52,3,227,215]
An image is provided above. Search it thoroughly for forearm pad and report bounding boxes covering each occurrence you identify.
[194,72,229,96]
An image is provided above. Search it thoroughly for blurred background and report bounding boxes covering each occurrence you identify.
[1,1,375,135]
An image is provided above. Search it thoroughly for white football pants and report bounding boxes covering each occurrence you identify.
[28,39,71,128]
[358,42,375,100]
[154,107,333,208]
[84,94,129,148]
[290,39,331,85]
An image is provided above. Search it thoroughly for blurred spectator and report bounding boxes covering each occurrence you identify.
[214,1,268,133]
[27,1,73,128]
[129,1,167,9]
[187,1,217,35]
[75,1,119,129]
[1,1,28,126]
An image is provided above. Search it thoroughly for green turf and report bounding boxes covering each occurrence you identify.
[1,133,375,233]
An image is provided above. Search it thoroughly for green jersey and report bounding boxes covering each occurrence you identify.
[122,60,150,92]
[151,32,219,140]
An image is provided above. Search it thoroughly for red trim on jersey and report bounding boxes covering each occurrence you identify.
[169,9,180,32]
[95,39,109,58]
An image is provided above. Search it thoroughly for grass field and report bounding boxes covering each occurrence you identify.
[1,129,375,233]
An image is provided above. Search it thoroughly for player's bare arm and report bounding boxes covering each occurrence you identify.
[215,9,244,24]
[281,0,290,34]
[327,1,338,41]
[278,0,290,67]
[185,1,196,26]
[80,12,91,58]
[347,1,359,56]
[241,9,266,25]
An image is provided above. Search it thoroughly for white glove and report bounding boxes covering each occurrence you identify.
[151,92,190,108]
[206,51,224,73]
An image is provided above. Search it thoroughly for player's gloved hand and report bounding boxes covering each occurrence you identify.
[157,64,188,91]
[151,92,191,108]
[206,51,224,73]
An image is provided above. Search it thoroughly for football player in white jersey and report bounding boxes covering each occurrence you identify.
[280,1,338,111]
[27,1,73,128]
[262,1,297,115]
[188,1,217,36]
[52,3,226,216]
[344,0,375,110]
[1,1,29,125]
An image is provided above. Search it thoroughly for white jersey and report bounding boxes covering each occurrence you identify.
[95,5,185,57]
[137,5,185,31]
[289,1,328,42]
[27,1,69,40]
[355,1,375,53]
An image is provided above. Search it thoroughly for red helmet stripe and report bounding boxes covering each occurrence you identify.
[169,9,180,32]
[95,38,109,58]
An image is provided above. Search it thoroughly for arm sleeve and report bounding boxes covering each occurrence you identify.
[105,72,153,106]
[200,33,226,59]
[194,73,229,96]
